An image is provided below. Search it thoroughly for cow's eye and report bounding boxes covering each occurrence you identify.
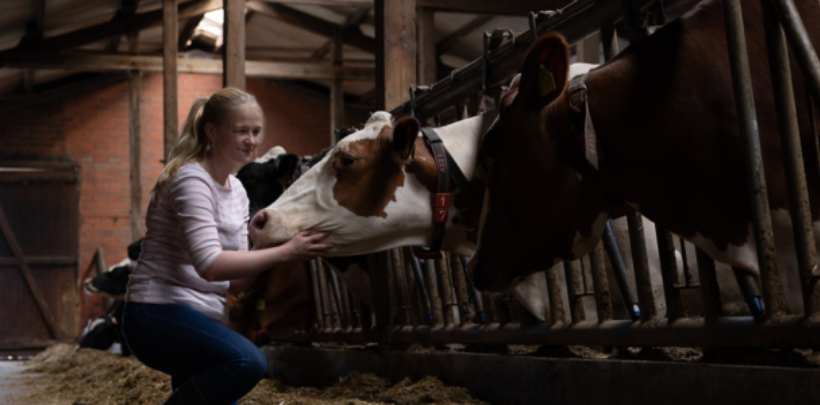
[340,154,358,167]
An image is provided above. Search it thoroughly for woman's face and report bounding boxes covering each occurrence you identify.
[206,104,263,167]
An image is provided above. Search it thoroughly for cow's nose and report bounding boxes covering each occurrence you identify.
[251,210,267,231]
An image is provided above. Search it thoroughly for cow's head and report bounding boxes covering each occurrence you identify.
[468,33,608,292]
[237,152,301,218]
[249,111,493,256]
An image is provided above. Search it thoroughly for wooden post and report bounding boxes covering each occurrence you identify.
[375,0,416,111]
[576,32,600,64]
[128,32,143,242]
[330,26,344,145]
[223,0,246,89]
[417,7,436,86]
[163,0,179,161]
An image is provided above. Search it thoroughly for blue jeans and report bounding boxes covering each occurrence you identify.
[122,302,267,405]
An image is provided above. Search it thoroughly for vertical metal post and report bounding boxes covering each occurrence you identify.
[695,248,724,321]
[405,247,433,325]
[483,291,500,325]
[545,265,566,324]
[602,220,641,320]
[315,258,333,332]
[655,225,686,319]
[436,253,458,328]
[339,283,353,332]
[424,258,445,327]
[626,213,659,320]
[563,260,587,323]
[769,0,820,111]
[450,253,474,324]
[391,248,413,326]
[369,252,393,347]
[308,260,324,331]
[460,255,485,323]
[723,0,786,317]
[589,243,614,322]
[762,0,820,318]
[327,267,345,329]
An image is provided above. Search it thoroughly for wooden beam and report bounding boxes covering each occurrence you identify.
[164,0,179,162]
[106,0,142,52]
[255,0,564,15]
[179,14,205,50]
[0,204,61,339]
[313,7,370,60]
[1,53,376,81]
[330,26,344,144]
[435,15,493,55]
[417,8,436,85]
[246,1,375,54]
[0,256,78,267]
[1,0,220,58]
[223,0,246,89]
[128,30,143,243]
[375,0,416,110]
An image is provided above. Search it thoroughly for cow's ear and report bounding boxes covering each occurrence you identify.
[276,154,300,182]
[518,32,569,110]
[392,116,419,161]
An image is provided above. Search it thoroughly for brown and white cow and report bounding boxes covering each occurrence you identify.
[468,0,820,317]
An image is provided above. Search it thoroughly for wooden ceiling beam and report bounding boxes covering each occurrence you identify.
[1,0,221,57]
[246,1,375,53]
[2,53,376,81]
[257,0,566,15]
[435,15,492,55]
[106,0,142,52]
[312,6,370,59]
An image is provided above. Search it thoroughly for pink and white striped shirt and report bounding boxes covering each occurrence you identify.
[126,161,249,322]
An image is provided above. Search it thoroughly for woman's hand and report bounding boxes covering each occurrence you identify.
[282,231,333,262]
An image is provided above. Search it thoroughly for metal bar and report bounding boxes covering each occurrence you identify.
[655,225,686,319]
[770,0,820,115]
[308,260,325,331]
[626,213,658,321]
[424,258,445,327]
[563,260,586,323]
[339,282,353,332]
[602,220,640,320]
[695,247,723,321]
[436,253,457,327]
[589,242,614,322]
[327,267,345,329]
[762,0,820,319]
[545,264,566,324]
[315,257,333,332]
[601,23,620,62]
[483,291,500,325]
[449,253,474,325]
[389,0,694,120]
[405,247,433,325]
[722,0,787,318]
[460,255,485,323]
[391,248,413,326]
[732,266,764,316]
[402,250,420,325]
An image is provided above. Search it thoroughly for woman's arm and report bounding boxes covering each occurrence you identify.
[201,231,331,282]
[228,275,259,296]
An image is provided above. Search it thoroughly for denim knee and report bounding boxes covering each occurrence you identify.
[235,346,266,383]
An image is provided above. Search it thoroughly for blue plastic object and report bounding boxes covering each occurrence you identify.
[427,315,434,325]
[478,312,486,323]
[747,297,765,317]
[629,304,641,321]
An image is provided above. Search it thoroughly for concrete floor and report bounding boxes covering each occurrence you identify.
[0,361,28,404]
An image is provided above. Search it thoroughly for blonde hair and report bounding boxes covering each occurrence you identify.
[151,87,262,198]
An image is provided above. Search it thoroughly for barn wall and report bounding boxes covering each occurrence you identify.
[0,74,370,335]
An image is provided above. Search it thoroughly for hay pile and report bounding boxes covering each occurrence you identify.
[14,344,487,405]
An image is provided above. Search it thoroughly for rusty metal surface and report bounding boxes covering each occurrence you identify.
[449,252,474,324]
[308,260,324,331]
[390,249,412,326]
[315,258,334,332]
[563,260,587,323]
[722,0,787,318]
[761,0,820,319]
[771,0,820,114]
[545,265,566,324]
[436,253,457,327]
[589,243,614,322]
[423,258,445,327]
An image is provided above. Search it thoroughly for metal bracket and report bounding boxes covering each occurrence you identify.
[482,28,516,91]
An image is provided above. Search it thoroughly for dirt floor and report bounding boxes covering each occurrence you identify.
[3,344,489,405]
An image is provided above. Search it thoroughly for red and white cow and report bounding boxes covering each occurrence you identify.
[469,0,819,318]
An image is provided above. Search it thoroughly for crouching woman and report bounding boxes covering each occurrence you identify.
[123,88,331,405]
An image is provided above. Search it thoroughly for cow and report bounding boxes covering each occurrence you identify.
[467,0,819,320]
[236,147,302,219]
[83,258,134,299]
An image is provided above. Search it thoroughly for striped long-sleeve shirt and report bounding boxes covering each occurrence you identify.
[126,161,249,322]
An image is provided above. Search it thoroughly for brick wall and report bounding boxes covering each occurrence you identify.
[0,74,370,336]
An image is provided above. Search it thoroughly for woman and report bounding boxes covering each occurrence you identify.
[123,88,331,405]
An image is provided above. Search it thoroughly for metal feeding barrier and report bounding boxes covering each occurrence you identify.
[275,0,820,349]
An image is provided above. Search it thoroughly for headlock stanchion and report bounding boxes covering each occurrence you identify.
[602,221,641,320]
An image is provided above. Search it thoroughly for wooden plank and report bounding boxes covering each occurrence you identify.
[257,0,564,14]
[575,32,600,64]
[223,0,246,90]
[375,0,416,111]
[417,8,436,85]
[330,26,344,144]
[179,14,206,50]
[0,256,78,266]
[164,0,179,162]
[2,0,221,57]
[246,1,375,54]
[2,53,376,81]
[129,69,143,242]
[0,204,60,339]
[313,7,370,60]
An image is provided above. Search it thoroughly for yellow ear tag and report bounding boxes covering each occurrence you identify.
[539,65,556,97]
[256,299,266,311]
